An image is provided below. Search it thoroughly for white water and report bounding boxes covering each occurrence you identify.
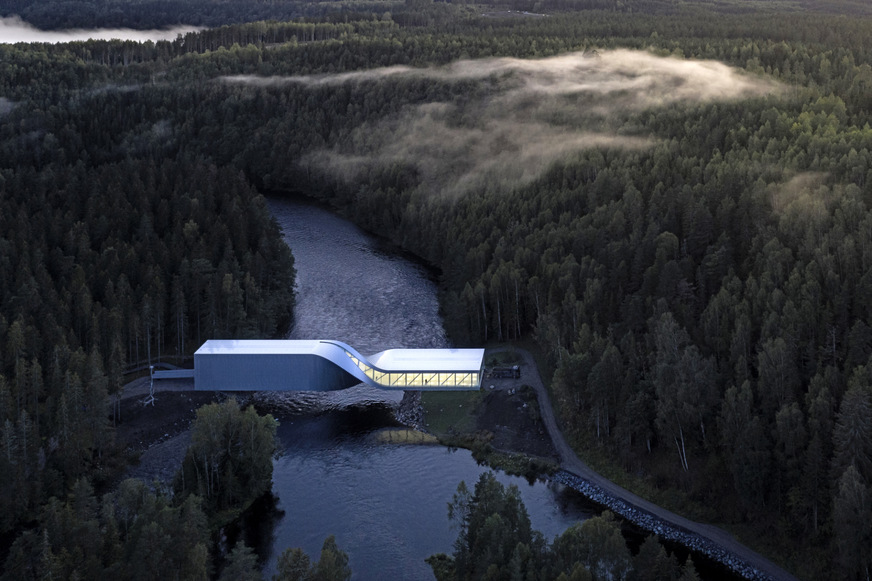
[262,195,448,412]
[257,195,599,579]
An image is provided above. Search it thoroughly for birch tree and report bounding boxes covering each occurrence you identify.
[651,313,717,471]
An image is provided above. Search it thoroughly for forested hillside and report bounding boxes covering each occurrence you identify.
[0,155,297,522]
[2,0,872,579]
[0,17,297,559]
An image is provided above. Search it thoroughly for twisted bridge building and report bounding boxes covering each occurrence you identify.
[154,340,484,392]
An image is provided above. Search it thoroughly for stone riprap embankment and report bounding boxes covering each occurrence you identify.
[552,470,772,581]
[490,346,798,581]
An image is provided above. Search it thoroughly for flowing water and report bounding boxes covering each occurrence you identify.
[253,194,601,579]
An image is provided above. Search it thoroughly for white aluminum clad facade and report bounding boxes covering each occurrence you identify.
[194,340,363,391]
[192,340,485,392]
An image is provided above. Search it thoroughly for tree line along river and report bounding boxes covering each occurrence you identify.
[252,194,741,580]
[255,194,604,579]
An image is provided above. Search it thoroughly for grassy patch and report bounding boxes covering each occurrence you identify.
[372,428,440,445]
[484,450,560,480]
[441,431,559,481]
[421,389,482,437]
[515,384,541,422]
[422,340,561,482]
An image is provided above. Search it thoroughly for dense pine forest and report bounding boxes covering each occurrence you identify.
[2,0,872,579]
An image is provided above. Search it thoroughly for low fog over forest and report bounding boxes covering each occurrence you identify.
[227,50,782,196]
[2,0,872,580]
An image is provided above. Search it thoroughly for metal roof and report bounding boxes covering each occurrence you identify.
[195,339,326,355]
[189,340,484,391]
[368,348,485,372]
[195,340,484,372]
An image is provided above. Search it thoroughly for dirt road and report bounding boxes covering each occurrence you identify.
[494,347,798,581]
[120,352,797,580]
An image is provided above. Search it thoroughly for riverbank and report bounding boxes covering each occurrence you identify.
[420,363,560,480]
[478,346,798,581]
[117,362,792,579]
[116,342,799,581]
[113,379,225,484]
[116,380,221,451]
[118,351,782,581]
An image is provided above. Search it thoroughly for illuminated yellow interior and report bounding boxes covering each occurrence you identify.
[345,351,479,388]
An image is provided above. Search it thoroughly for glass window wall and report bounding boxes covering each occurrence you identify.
[344,350,479,389]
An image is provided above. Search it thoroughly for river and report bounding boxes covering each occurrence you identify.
[249,194,603,579]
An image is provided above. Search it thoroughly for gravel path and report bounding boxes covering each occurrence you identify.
[121,355,797,580]
[120,376,195,400]
[126,431,192,485]
[117,375,210,484]
[495,347,798,581]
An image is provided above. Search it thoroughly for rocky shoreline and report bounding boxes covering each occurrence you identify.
[120,382,775,581]
[552,471,772,581]
[394,381,769,581]
[395,390,425,429]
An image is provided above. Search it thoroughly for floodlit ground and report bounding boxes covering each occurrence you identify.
[422,348,558,461]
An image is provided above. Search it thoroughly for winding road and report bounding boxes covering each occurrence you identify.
[498,347,799,581]
[124,347,798,580]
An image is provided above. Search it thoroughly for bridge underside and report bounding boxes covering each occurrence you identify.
[183,340,484,392]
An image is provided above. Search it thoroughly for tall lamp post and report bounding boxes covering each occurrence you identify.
[145,365,156,406]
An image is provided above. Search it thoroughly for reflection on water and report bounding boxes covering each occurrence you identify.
[249,411,600,581]
[256,193,740,581]
[257,194,599,579]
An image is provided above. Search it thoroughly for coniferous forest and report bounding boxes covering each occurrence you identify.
[2,0,872,579]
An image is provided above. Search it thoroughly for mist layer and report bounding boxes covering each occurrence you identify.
[0,16,200,44]
[224,50,783,197]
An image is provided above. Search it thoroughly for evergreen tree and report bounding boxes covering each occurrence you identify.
[832,466,872,580]
[220,543,261,581]
[174,398,278,513]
